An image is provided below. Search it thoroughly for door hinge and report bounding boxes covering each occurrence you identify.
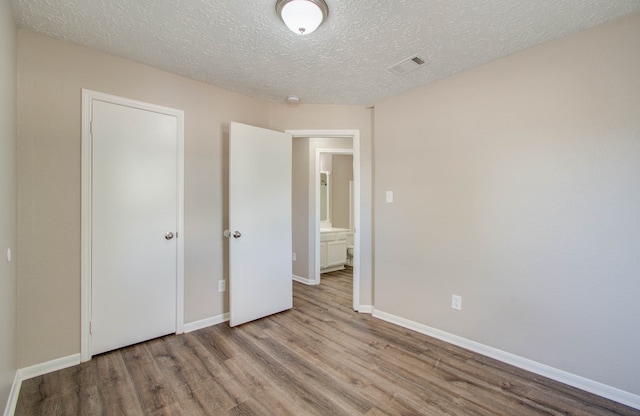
[90,121,93,136]
[90,321,93,335]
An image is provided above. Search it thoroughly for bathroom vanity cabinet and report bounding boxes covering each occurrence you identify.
[320,228,348,273]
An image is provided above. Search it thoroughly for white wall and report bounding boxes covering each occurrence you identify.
[0,0,18,410]
[374,14,640,395]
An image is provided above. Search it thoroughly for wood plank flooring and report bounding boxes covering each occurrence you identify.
[15,268,640,415]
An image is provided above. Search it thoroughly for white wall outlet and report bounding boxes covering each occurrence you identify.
[218,279,226,293]
[386,190,394,203]
[452,294,462,311]
[292,252,296,261]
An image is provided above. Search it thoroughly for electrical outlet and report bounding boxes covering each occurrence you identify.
[452,294,462,311]
[292,252,297,261]
[218,279,226,293]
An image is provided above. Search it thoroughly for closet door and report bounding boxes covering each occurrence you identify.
[91,99,179,355]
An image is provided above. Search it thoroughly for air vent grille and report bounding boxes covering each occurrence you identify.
[387,55,427,75]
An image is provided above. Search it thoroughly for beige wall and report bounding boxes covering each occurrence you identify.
[0,0,17,408]
[291,138,310,278]
[10,5,640,401]
[16,30,271,367]
[374,13,640,395]
[269,104,373,305]
[331,155,353,230]
[16,30,374,367]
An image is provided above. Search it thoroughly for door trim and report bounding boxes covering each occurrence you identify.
[287,130,361,312]
[80,89,185,362]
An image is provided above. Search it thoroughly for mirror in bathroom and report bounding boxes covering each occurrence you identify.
[320,171,330,226]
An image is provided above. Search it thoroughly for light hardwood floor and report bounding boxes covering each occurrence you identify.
[15,268,639,415]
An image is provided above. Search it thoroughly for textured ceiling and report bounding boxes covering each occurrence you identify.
[10,0,640,105]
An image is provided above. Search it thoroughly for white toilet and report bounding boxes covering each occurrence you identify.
[346,232,354,266]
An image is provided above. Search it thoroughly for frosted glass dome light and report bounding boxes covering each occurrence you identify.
[276,0,329,35]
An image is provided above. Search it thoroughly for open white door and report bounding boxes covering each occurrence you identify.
[228,122,292,326]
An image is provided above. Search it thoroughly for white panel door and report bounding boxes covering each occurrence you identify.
[229,122,292,327]
[91,100,178,355]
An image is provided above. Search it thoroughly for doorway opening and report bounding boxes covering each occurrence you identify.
[317,149,353,278]
[289,130,361,311]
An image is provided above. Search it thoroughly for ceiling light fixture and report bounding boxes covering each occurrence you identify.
[276,0,329,35]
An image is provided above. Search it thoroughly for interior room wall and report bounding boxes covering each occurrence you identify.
[331,155,353,229]
[16,30,270,368]
[268,104,373,305]
[292,138,309,278]
[0,0,18,409]
[374,13,640,395]
[16,30,375,368]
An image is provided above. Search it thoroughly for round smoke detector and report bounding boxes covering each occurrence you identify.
[286,95,301,104]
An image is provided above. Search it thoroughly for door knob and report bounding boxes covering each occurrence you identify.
[165,232,174,240]
[223,230,242,238]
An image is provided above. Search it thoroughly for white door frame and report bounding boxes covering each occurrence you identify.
[80,89,185,362]
[287,130,361,312]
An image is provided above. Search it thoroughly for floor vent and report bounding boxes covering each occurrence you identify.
[387,55,427,75]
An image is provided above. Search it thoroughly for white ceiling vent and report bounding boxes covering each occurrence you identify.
[387,55,427,75]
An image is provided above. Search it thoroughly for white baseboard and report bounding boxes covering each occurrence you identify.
[19,354,81,381]
[372,309,640,410]
[293,274,317,285]
[4,354,82,416]
[357,305,373,313]
[184,313,229,333]
[3,371,20,416]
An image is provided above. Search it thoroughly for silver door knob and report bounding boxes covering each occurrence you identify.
[165,232,174,240]
[233,231,241,238]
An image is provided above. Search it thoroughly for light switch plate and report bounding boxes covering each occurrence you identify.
[452,294,462,310]
[386,191,393,203]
